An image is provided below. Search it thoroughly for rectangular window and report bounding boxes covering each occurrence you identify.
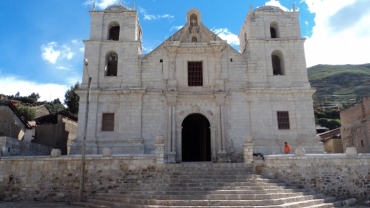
[102,113,114,131]
[188,61,203,86]
[277,111,290,129]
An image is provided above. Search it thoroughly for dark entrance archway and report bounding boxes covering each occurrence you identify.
[181,113,211,162]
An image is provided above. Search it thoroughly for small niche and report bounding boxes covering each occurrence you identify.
[230,58,233,62]
[160,59,163,63]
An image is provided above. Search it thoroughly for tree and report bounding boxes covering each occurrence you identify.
[15,91,20,97]
[17,105,36,121]
[29,92,40,101]
[64,82,80,115]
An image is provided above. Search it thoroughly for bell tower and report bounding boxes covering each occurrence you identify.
[82,2,143,89]
[239,5,310,88]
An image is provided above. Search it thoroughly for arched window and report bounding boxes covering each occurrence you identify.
[106,52,118,76]
[108,22,120,41]
[192,37,197,42]
[271,50,284,75]
[270,22,279,38]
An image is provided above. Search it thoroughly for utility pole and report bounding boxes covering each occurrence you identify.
[79,59,91,202]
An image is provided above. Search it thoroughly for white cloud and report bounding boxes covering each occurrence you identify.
[84,0,119,9]
[171,25,183,31]
[0,76,69,103]
[212,28,240,46]
[56,66,69,70]
[41,42,75,65]
[71,39,78,44]
[80,47,85,52]
[138,7,173,20]
[303,0,370,67]
[264,0,289,11]
[41,42,61,64]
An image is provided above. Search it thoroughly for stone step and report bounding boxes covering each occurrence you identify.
[139,181,287,187]
[161,169,251,173]
[77,201,341,208]
[85,195,338,207]
[129,185,299,192]
[101,188,309,196]
[95,192,312,200]
[141,179,269,184]
[77,163,341,208]
[149,174,266,180]
[161,163,249,168]
[139,179,285,186]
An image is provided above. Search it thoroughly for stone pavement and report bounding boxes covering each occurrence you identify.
[0,201,84,208]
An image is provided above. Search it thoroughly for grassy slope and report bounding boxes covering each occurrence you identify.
[307,64,370,104]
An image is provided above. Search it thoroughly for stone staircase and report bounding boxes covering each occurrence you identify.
[75,163,342,208]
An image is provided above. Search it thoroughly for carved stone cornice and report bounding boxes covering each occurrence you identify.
[165,92,178,106]
[164,41,180,52]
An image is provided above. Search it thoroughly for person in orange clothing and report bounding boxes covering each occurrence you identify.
[284,142,291,154]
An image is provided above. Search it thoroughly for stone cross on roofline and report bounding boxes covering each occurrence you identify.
[191,19,197,26]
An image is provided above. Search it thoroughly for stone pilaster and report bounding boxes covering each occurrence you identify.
[214,92,227,163]
[164,42,180,91]
[165,92,178,163]
[211,41,226,91]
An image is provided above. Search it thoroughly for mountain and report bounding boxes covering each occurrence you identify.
[307,63,370,107]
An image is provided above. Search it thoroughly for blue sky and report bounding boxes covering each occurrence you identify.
[0,0,369,102]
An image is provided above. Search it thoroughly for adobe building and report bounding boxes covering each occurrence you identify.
[317,128,343,153]
[70,3,323,162]
[34,110,78,155]
[340,97,370,153]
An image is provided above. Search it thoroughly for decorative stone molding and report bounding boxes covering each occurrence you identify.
[155,143,165,164]
[218,150,227,163]
[102,148,112,157]
[346,147,357,155]
[244,135,253,143]
[243,142,254,164]
[295,147,306,156]
[155,135,165,144]
[167,152,176,163]
[176,105,216,129]
[51,149,61,158]
[165,92,178,106]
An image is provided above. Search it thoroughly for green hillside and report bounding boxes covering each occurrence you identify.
[307,64,370,107]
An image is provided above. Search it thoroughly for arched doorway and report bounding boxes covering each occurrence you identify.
[181,113,211,162]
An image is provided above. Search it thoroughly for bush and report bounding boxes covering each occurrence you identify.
[16,96,36,104]
[17,105,36,121]
[317,118,341,130]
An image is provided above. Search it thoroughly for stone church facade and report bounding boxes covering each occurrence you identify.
[70,3,323,162]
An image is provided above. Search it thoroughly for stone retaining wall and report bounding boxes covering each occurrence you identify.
[1,154,370,202]
[255,154,370,200]
[0,155,156,201]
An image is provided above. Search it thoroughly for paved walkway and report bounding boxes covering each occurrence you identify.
[0,201,84,208]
